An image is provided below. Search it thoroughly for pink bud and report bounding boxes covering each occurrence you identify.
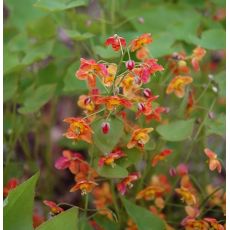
[143,88,152,98]
[137,103,145,111]
[169,167,177,177]
[84,97,91,105]
[101,122,110,134]
[177,163,188,176]
[126,60,135,70]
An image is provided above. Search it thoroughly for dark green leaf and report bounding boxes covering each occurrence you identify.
[121,197,165,230]
[118,148,142,168]
[36,208,78,230]
[206,114,225,136]
[156,119,194,141]
[3,75,18,102]
[4,172,40,230]
[215,71,226,97]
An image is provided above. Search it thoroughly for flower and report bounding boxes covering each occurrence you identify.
[136,47,150,61]
[105,34,126,51]
[130,33,153,52]
[101,121,110,134]
[43,200,64,215]
[126,60,135,70]
[181,217,209,230]
[63,117,93,143]
[70,180,98,195]
[127,128,153,149]
[33,213,45,228]
[152,149,173,166]
[204,218,225,230]
[175,187,197,206]
[103,63,117,87]
[95,95,132,111]
[191,47,206,72]
[76,58,108,88]
[185,89,195,117]
[176,163,189,176]
[117,172,140,195]
[3,178,19,197]
[136,185,165,200]
[204,148,222,173]
[98,148,126,167]
[145,106,168,122]
[55,150,89,175]
[77,95,96,114]
[166,76,193,98]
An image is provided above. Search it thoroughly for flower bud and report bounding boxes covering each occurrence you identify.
[143,88,152,98]
[126,60,135,70]
[137,103,145,111]
[84,97,91,105]
[169,167,177,177]
[101,122,110,134]
[178,60,187,67]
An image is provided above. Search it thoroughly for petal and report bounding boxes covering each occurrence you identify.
[55,156,70,170]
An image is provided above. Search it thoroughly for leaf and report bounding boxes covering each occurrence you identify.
[4,172,40,230]
[206,114,225,136]
[94,46,120,59]
[96,164,128,179]
[94,214,119,230]
[92,117,124,153]
[64,29,94,41]
[62,62,88,94]
[118,148,142,168]
[36,208,78,230]
[34,0,89,12]
[214,71,226,97]
[121,197,165,230]
[156,119,194,142]
[3,74,18,102]
[18,84,56,114]
[193,29,226,50]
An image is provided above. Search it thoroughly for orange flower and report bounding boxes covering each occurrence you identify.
[70,180,98,195]
[130,33,153,52]
[75,58,108,88]
[33,213,45,228]
[63,117,93,143]
[166,76,193,98]
[43,200,64,215]
[204,148,222,173]
[103,63,117,87]
[77,95,96,114]
[105,34,126,51]
[146,106,168,122]
[136,46,150,61]
[185,89,195,117]
[127,128,153,149]
[152,149,173,167]
[191,47,206,72]
[175,187,197,206]
[136,185,165,200]
[3,178,19,197]
[117,172,140,195]
[181,217,209,230]
[126,219,138,230]
[98,148,126,167]
[95,95,132,111]
[204,218,225,230]
[136,96,159,118]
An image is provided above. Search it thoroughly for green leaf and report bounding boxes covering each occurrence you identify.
[4,172,40,230]
[96,164,128,179]
[118,148,142,168]
[94,214,119,230]
[206,114,225,136]
[156,119,194,142]
[62,62,88,94]
[92,117,124,153]
[94,46,120,59]
[3,75,18,102]
[64,29,94,41]
[121,197,165,230]
[18,84,56,114]
[214,71,226,97]
[36,208,78,230]
[193,29,226,50]
[34,0,89,12]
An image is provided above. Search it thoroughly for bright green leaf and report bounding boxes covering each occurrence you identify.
[36,208,78,230]
[94,46,120,59]
[206,114,225,136]
[215,71,226,97]
[92,117,124,153]
[121,197,165,230]
[156,119,194,141]
[3,75,18,102]
[4,172,40,230]
[64,29,94,41]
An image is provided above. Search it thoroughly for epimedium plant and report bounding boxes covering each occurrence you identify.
[4,33,225,230]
